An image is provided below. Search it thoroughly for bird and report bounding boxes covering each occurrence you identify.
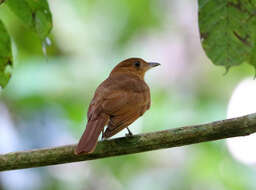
[75,57,160,155]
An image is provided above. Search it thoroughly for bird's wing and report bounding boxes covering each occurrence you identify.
[103,109,142,138]
[102,89,150,138]
[88,75,150,118]
[87,89,129,121]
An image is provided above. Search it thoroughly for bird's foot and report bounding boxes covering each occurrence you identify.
[125,128,133,137]
[101,131,106,140]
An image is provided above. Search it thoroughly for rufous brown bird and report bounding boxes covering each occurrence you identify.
[75,57,160,154]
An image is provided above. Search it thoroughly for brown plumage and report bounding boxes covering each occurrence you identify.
[75,58,160,154]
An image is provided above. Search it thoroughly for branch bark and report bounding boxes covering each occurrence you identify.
[1,113,256,172]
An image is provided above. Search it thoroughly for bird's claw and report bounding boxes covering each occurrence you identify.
[126,128,133,137]
[125,133,132,137]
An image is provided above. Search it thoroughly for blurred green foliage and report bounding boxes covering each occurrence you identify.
[0,20,12,88]
[199,0,256,72]
[4,0,52,40]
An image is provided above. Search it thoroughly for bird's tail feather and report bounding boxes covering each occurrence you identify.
[75,113,109,154]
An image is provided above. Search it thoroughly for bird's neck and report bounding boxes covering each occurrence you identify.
[110,70,145,80]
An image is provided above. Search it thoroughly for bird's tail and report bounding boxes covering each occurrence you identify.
[75,113,109,155]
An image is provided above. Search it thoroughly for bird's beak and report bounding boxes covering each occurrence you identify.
[148,62,161,68]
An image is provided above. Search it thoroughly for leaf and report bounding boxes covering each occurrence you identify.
[0,20,12,89]
[198,0,256,72]
[5,0,52,40]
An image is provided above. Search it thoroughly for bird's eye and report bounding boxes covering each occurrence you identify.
[134,61,140,68]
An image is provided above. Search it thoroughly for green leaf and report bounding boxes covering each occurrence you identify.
[0,20,12,89]
[5,0,52,40]
[198,0,256,72]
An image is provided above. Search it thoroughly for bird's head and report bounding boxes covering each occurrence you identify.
[110,58,160,79]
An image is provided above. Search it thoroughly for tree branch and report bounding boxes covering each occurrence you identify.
[1,113,256,172]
